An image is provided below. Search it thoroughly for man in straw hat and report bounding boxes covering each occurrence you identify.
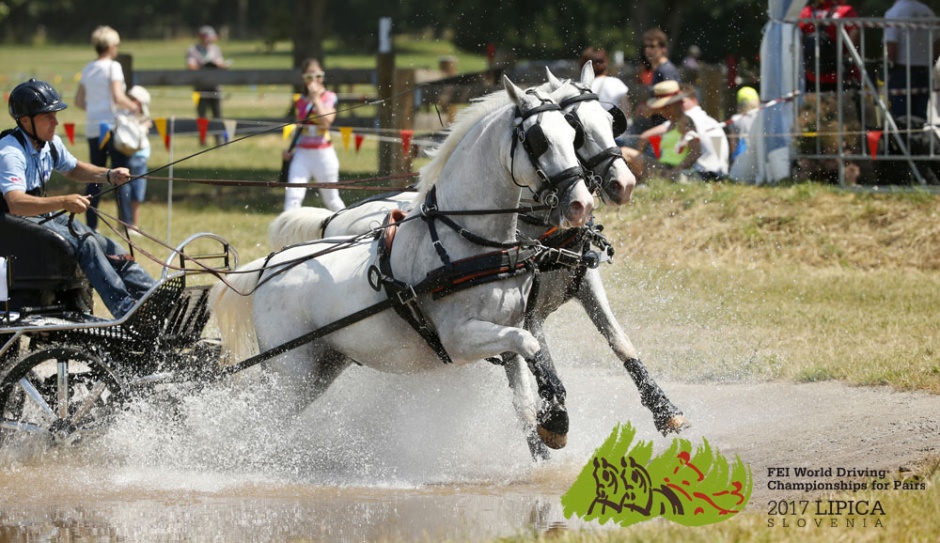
[621,80,728,182]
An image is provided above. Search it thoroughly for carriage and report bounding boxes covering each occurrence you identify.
[0,213,238,447]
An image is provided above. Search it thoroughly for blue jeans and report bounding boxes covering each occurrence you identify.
[86,136,130,230]
[28,214,156,318]
[117,153,148,224]
[888,66,930,122]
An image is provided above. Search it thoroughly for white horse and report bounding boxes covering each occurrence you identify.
[211,76,593,450]
[266,64,690,458]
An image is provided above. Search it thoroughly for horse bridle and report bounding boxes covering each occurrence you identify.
[558,84,628,198]
[511,89,586,209]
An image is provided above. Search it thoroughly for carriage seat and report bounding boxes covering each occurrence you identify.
[0,213,92,312]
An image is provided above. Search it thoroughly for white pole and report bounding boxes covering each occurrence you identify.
[167,116,174,244]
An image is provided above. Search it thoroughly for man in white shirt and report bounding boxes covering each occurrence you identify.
[884,0,939,120]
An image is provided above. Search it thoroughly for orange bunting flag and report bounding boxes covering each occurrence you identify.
[339,127,353,151]
[153,118,170,150]
[867,130,883,161]
[64,123,75,145]
[197,117,210,146]
[648,135,662,159]
[400,129,414,157]
[354,133,365,153]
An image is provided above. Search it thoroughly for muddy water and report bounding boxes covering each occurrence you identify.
[0,350,643,543]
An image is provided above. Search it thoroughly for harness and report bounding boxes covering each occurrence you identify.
[557,85,628,197]
[0,128,57,214]
[370,188,567,364]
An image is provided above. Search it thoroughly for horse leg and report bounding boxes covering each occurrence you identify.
[438,319,568,449]
[500,352,550,461]
[263,344,351,418]
[576,269,690,435]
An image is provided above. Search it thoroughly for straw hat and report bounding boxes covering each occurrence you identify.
[646,80,688,109]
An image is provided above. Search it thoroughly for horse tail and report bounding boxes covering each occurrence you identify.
[209,258,266,362]
[268,207,334,250]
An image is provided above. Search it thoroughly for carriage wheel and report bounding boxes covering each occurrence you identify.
[0,346,124,448]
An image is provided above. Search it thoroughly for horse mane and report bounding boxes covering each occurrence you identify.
[414,89,512,201]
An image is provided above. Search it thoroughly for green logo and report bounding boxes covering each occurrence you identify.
[562,422,752,527]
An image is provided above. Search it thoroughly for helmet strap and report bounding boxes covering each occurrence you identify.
[15,115,45,151]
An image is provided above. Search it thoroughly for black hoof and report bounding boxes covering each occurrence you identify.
[537,405,569,449]
[655,413,691,436]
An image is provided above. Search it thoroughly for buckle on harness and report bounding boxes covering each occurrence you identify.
[549,248,581,268]
[395,284,418,306]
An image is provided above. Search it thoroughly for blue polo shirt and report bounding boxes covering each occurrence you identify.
[0,128,78,201]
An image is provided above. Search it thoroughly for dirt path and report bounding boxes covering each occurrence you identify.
[630,380,940,504]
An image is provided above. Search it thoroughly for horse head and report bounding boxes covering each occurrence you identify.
[545,63,636,205]
[503,75,594,228]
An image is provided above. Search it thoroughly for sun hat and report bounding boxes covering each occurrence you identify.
[127,85,151,116]
[646,80,688,110]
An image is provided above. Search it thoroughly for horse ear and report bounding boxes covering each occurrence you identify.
[545,67,563,89]
[502,75,525,104]
[580,61,595,87]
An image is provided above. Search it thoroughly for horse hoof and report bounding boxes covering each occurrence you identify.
[657,414,691,436]
[537,425,568,449]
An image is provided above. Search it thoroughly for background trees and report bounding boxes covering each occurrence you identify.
[0,0,899,67]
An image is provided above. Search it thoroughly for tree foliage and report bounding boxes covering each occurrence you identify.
[0,0,905,65]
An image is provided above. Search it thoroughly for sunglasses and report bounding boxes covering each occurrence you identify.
[303,72,325,81]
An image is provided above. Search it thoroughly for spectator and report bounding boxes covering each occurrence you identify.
[625,28,682,149]
[1,79,155,318]
[682,45,702,71]
[283,59,345,212]
[621,81,728,182]
[186,25,229,142]
[728,86,761,183]
[799,0,861,93]
[117,85,152,229]
[74,25,140,232]
[643,28,682,88]
[884,0,939,121]
[579,47,629,113]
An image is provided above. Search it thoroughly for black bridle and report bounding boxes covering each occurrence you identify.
[558,84,629,199]
[510,90,586,209]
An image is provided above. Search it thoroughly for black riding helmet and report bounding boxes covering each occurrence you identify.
[8,79,68,119]
[7,79,68,147]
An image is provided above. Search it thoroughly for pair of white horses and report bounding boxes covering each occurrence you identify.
[211,63,688,458]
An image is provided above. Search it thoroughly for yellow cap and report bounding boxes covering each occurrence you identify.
[737,86,759,106]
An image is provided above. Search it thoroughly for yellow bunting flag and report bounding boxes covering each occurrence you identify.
[192,92,201,107]
[154,118,169,150]
[283,125,295,141]
[339,127,353,151]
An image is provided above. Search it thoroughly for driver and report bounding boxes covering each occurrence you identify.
[0,79,155,318]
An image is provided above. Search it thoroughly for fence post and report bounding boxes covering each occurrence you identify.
[376,17,395,176]
[392,68,416,177]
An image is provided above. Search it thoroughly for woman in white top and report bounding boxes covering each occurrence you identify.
[74,25,140,231]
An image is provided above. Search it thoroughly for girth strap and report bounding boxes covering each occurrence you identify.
[376,210,454,364]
